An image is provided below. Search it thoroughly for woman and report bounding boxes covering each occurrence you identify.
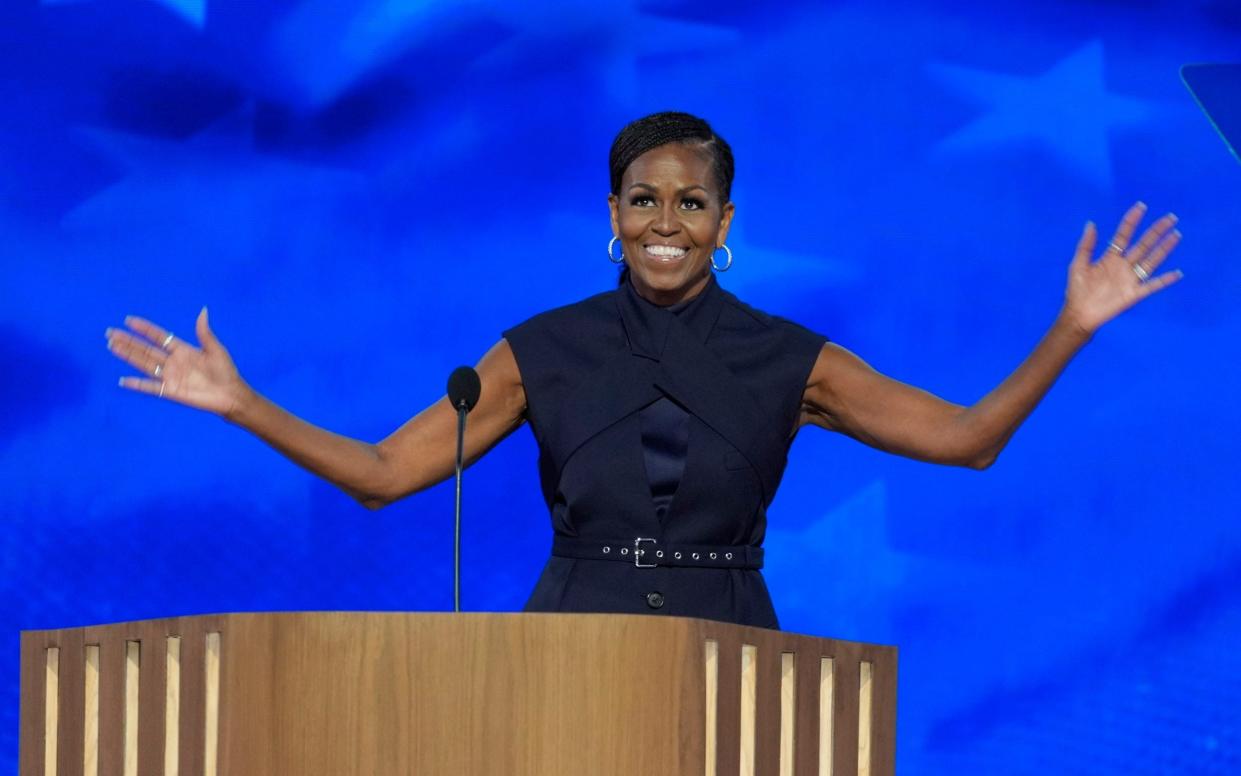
[105,112,1183,629]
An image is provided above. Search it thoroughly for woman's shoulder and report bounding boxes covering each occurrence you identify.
[714,286,829,346]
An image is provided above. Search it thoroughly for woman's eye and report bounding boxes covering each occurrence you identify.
[681,198,705,211]
[630,195,654,206]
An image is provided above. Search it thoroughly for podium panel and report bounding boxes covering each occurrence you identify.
[20,613,896,776]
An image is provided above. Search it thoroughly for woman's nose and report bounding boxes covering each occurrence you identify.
[652,203,679,235]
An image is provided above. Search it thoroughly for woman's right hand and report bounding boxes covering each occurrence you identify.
[107,307,251,418]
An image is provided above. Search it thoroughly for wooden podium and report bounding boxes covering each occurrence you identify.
[20,613,896,775]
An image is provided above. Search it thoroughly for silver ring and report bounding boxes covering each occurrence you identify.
[158,382,165,398]
[161,332,174,349]
[1108,241,1125,255]
[1132,263,1150,281]
[152,363,163,378]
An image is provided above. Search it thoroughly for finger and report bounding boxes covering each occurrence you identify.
[1136,269,1184,299]
[1106,201,1148,255]
[1072,221,1096,271]
[1135,229,1182,276]
[124,315,180,352]
[107,329,167,376]
[195,306,220,353]
[118,376,168,398]
[1127,213,1178,264]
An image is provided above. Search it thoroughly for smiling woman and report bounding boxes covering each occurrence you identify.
[105,110,1183,629]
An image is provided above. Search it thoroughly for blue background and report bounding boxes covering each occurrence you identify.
[3,0,1239,772]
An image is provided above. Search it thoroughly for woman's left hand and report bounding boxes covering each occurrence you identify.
[1060,201,1183,335]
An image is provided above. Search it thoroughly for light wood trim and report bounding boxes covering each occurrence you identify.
[43,648,58,776]
[779,653,795,776]
[204,632,220,776]
[123,641,139,776]
[858,661,873,776]
[739,644,757,776]
[165,637,181,776]
[819,657,834,776]
[704,640,719,776]
[83,646,99,776]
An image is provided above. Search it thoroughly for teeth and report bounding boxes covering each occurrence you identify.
[646,245,687,258]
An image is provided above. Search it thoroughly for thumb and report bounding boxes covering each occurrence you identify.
[195,306,220,351]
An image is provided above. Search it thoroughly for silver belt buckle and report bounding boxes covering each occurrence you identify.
[634,537,657,568]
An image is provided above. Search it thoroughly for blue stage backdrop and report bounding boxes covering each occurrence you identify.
[3,0,1239,772]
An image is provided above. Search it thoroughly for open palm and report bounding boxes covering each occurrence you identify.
[1063,201,1183,334]
[106,307,248,417]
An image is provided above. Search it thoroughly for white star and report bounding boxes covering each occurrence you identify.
[927,40,1153,188]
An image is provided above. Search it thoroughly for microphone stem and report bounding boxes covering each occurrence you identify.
[454,402,467,612]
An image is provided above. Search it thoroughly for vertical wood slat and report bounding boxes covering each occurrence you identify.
[738,645,758,776]
[779,653,796,776]
[715,635,742,776]
[792,649,819,776]
[704,640,719,776]
[857,662,873,776]
[868,649,898,776]
[819,657,835,776]
[177,621,204,776]
[165,637,182,776]
[831,654,860,776]
[19,633,49,776]
[90,633,126,776]
[85,645,100,776]
[754,645,782,776]
[138,622,169,776]
[204,631,222,776]
[123,641,139,776]
[55,631,85,776]
[44,647,59,776]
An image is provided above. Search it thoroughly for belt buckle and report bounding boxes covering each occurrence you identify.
[634,537,657,568]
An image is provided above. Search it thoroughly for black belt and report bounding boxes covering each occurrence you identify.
[552,536,764,570]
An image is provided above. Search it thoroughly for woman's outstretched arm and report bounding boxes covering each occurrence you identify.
[107,309,526,509]
[800,202,1183,468]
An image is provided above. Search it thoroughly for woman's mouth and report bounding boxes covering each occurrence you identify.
[644,244,689,263]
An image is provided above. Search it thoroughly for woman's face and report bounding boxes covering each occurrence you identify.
[608,143,735,306]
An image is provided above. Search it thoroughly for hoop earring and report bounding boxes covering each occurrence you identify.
[712,244,733,272]
[608,236,625,264]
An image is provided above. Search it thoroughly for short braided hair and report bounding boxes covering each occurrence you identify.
[609,112,734,203]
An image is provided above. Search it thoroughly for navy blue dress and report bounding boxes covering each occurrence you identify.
[502,273,826,629]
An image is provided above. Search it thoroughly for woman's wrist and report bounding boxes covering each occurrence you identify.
[1053,306,1097,344]
[222,379,260,426]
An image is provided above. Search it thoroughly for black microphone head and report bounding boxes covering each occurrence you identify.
[447,366,482,412]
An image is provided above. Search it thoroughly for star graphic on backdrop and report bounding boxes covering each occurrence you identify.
[927,40,1153,188]
[275,0,737,108]
[764,480,906,636]
[43,0,206,28]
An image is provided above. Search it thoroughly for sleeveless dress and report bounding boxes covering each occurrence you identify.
[502,272,826,629]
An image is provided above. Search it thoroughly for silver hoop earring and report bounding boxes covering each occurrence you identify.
[712,244,733,272]
[608,236,625,264]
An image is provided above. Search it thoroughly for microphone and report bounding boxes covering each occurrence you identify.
[446,366,480,613]
[447,366,481,412]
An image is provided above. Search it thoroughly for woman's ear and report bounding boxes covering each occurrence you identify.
[608,193,620,237]
[717,200,736,246]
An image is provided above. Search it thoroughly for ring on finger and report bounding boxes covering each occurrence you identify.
[1108,241,1126,255]
[158,382,166,398]
[161,332,174,349]
[153,363,163,378]
[1132,262,1150,282]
